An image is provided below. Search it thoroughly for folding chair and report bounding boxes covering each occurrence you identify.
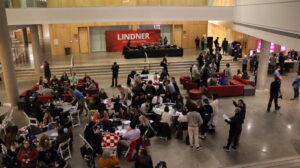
[58,138,71,161]
[79,134,95,168]
[28,117,39,127]
[69,109,80,128]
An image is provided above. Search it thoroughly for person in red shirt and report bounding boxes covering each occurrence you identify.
[17,140,39,168]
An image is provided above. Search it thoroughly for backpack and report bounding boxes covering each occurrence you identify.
[155,161,167,168]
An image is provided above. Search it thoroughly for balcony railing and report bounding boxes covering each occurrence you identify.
[4,0,235,8]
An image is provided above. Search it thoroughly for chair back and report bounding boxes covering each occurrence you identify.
[28,117,39,126]
[79,134,93,151]
[58,138,71,161]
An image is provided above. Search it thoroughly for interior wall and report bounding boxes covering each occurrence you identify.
[49,21,208,55]
[90,26,130,52]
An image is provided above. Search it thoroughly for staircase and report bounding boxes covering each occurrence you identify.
[224,156,300,168]
[13,59,242,81]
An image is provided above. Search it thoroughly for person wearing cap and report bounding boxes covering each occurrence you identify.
[223,107,244,151]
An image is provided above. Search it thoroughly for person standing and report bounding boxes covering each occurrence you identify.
[278,52,285,75]
[163,36,168,45]
[199,99,213,139]
[221,38,228,55]
[274,66,282,80]
[195,36,200,49]
[197,53,204,68]
[224,63,232,85]
[242,56,248,72]
[69,87,87,115]
[291,71,300,100]
[223,107,244,151]
[187,104,203,150]
[269,53,277,74]
[160,55,169,75]
[267,77,282,112]
[201,36,205,50]
[215,50,222,72]
[43,61,51,81]
[214,37,219,50]
[111,62,119,87]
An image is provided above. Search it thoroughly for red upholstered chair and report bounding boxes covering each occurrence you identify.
[183,80,191,90]
[188,89,203,99]
[78,79,84,84]
[180,76,191,84]
[126,137,147,162]
[215,72,224,76]
[186,82,198,90]
[38,95,54,104]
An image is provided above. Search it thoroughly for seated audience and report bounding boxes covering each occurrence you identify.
[121,122,141,148]
[98,150,120,168]
[99,88,108,99]
[141,66,150,74]
[60,72,69,85]
[37,135,58,166]
[160,106,172,126]
[70,72,78,86]
[17,140,39,168]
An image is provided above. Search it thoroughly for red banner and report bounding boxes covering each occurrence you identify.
[105,30,161,52]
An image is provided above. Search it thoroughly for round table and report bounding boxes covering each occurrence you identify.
[55,102,73,113]
[153,103,181,117]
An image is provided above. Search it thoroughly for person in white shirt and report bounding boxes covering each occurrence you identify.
[209,94,219,130]
[152,93,163,105]
[160,106,172,127]
[178,110,188,141]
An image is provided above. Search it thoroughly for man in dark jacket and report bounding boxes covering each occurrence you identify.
[111,62,119,87]
[223,107,244,151]
[267,77,282,112]
[221,38,228,55]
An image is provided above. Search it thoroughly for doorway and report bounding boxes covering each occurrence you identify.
[78,27,89,54]
[173,25,183,47]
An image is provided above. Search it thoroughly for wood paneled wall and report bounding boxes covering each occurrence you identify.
[49,21,208,55]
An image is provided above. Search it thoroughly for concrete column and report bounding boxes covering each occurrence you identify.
[0,1,19,105]
[207,0,214,6]
[256,40,271,90]
[30,25,42,76]
[22,27,28,47]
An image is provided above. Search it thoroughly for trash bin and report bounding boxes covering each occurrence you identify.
[65,47,71,55]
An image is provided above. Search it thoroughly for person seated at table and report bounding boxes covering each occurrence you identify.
[84,121,102,152]
[135,149,153,168]
[175,93,184,111]
[207,76,218,86]
[17,139,39,168]
[70,72,78,86]
[99,88,108,100]
[132,83,144,99]
[85,80,97,90]
[37,134,58,166]
[118,106,129,120]
[152,92,163,106]
[117,85,132,103]
[37,76,44,85]
[159,68,168,81]
[101,128,120,149]
[99,110,110,123]
[50,75,61,88]
[4,125,18,152]
[83,73,92,83]
[31,96,44,122]
[218,75,227,86]
[153,73,159,84]
[145,80,156,96]
[90,110,100,123]
[132,93,146,109]
[141,66,149,75]
[140,100,152,116]
[160,106,172,127]
[127,69,137,86]
[120,122,141,148]
[157,83,166,97]
[138,115,153,137]
[98,150,120,168]
[60,72,69,86]
[39,85,54,96]
[88,96,101,110]
[43,111,53,125]
[133,74,142,87]
[129,108,141,125]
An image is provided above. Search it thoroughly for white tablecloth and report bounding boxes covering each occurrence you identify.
[153,103,181,116]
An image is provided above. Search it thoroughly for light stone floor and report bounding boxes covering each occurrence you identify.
[2,43,300,168]
[1,70,300,168]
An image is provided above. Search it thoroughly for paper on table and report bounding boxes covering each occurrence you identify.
[223,114,230,121]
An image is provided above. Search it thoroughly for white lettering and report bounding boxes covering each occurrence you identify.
[117,33,152,40]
